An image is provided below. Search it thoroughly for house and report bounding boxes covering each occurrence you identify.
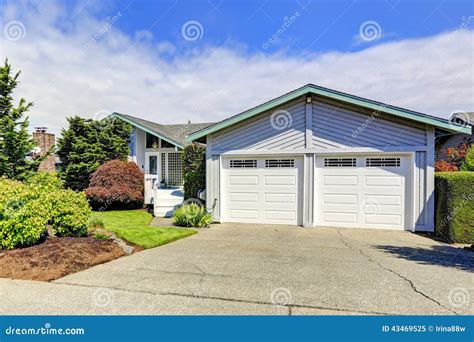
[436,112,473,161]
[114,84,470,231]
[110,112,213,216]
[186,84,470,231]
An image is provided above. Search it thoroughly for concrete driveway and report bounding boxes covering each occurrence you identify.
[1,224,473,315]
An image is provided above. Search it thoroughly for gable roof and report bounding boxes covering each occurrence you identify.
[111,112,214,148]
[186,84,471,142]
[450,112,474,125]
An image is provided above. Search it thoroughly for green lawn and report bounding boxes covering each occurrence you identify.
[93,210,196,249]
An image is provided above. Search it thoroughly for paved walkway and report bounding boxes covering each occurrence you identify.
[1,224,473,315]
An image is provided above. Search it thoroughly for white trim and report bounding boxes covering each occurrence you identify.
[425,126,435,231]
[303,153,314,227]
[218,146,427,156]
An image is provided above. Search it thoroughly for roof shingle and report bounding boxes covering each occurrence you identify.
[112,112,214,147]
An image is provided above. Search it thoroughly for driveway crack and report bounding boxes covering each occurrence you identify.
[337,230,458,315]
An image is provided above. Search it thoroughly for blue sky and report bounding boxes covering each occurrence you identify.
[0,0,473,134]
[65,0,473,54]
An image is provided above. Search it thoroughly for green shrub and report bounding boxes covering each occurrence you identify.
[435,172,474,243]
[25,172,63,191]
[0,198,49,249]
[182,144,206,201]
[173,203,212,228]
[0,175,92,249]
[460,144,474,171]
[49,190,91,237]
[0,178,50,249]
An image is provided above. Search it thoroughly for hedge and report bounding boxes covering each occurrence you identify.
[435,172,474,243]
[182,144,206,201]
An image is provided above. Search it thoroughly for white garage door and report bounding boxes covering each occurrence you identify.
[315,155,410,230]
[221,157,303,225]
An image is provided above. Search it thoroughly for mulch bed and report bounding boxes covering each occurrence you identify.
[0,237,128,281]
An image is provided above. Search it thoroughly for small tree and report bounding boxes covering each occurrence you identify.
[57,116,131,190]
[0,59,40,180]
[182,144,206,200]
[86,160,144,210]
[436,143,470,172]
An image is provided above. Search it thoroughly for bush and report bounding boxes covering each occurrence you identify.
[0,178,50,249]
[182,144,206,201]
[86,160,144,210]
[0,175,92,249]
[173,203,212,228]
[435,172,474,243]
[435,160,458,172]
[25,172,63,191]
[49,190,91,237]
[460,144,474,171]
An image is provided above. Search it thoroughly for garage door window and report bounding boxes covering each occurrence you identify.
[230,159,257,168]
[366,157,400,167]
[324,158,356,167]
[265,159,295,168]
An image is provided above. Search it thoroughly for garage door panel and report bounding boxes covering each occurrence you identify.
[264,193,296,204]
[264,175,297,186]
[323,175,358,186]
[363,194,402,206]
[324,212,358,223]
[323,194,358,204]
[364,175,402,186]
[228,175,259,185]
[229,192,259,203]
[229,209,259,220]
[365,214,402,225]
[264,210,296,221]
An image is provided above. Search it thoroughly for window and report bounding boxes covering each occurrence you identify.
[265,159,295,168]
[366,157,400,167]
[167,152,183,186]
[146,132,159,148]
[160,139,175,148]
[148,155,157,175]
[324,158,356,167]
[230,160,257,168]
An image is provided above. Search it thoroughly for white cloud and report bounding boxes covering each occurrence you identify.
[1,0,473,136]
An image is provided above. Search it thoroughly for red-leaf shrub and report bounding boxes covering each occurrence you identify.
[86,160,144,210]
[435,160,459,172]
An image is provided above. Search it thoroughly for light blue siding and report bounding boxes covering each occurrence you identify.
[312,100,427,148]
[211,99,306,153]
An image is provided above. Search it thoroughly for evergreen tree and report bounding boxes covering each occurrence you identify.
[57,116,131,190]
[0,59,40,180]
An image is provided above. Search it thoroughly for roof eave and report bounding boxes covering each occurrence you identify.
[111,112,184,149]
[186,85,471,142]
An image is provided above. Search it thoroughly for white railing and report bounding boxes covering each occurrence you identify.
[144,174,159,204]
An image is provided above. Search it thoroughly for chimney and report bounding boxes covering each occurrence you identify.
[33,127,56,172]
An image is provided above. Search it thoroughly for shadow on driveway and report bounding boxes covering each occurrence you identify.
[373,245,474,272]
